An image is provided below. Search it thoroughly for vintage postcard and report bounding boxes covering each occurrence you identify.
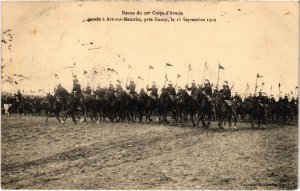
[1,1,298,190]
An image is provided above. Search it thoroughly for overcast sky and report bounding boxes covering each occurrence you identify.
[2,2,298,97]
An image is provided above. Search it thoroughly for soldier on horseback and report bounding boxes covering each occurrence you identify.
[202,79,213,102]
[186,80,197,96]
[166,81,176,100]
[107,81,115,94]
[15,89,23,103]
[256,91,268,107]
[177,86,183,96]
[84,83,92,95]
[115,81,123,97]
[147,82,158,99]
[283,94,289,105]
[126,80,137,99]
[233,92,242,103]
[73,76,82,99]
[269,95,276,105]
[220,81,232,104]
[54,83,68,111]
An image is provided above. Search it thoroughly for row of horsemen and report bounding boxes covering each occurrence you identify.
[52,76,297,126]
[2,77,298,128]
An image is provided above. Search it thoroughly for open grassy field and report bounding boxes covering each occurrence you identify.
[1,115,297,189]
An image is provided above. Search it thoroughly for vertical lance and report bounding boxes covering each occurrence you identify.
[216,63,220,90]
[163,64,167,88]
[147,67,150,87]
[202,62,206,86]
[254,75,258,96]
[187,64,190,85]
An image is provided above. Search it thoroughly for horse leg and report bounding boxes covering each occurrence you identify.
[191,112,195,128]
[56,112,61,123]
[45,114,50,123]
[201,113,207,128]
[71,113,77,124]
[228,113,232,129]
[218,117,224,130]
[206,113,212,128]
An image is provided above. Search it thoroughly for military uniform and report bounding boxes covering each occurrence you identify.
[166,85,176,96]
[233,94,242,103]
[107,84,115,94]
[115,84,123,97]
[269,96,276,105]
[126,83,136,95]
[84,85,92,95]
[220,87,231,100]
[282,95,289,105]
[54,84,68,111]
[147,85,158,98]
[15,90,22,101]
[186,84,197,96]
[203,85,212,97]
[73,82,82,95]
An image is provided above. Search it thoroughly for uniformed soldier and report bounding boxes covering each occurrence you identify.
[233,92,242,103]
[202,79,213,101]
[107,81,115,94]
[186,80,197,96]
[116,81,123,93]
[96,83,101,91]
[269,95,276,105]
[283,94,289,105]
[54,83,68,111]
[15,89,23,102]
[212,86,219,98]
[147,82,158,99]
[94,83,101,96]
[166,81,176,96]
[177,86,183,97]
[84,83,92,95]
[220,81,232,105]
[256,91,265,105]
[126,80,137,99]
[73,77,82,97]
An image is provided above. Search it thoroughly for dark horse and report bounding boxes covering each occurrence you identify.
[136,90,158,123]
[117,90,137,123]
[195,89,215,128]
[214,92,237,130]
[45,93,61,123]
[176,89,197,127]
[249,101,267,128]
[56,90,78,124]
[158,89,177,124]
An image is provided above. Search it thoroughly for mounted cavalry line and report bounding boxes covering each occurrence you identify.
[2,64,297,129]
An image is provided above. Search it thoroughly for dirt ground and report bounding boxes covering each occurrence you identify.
[1,115,298,189]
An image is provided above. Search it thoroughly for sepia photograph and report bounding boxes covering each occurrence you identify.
[1,1,298,190]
